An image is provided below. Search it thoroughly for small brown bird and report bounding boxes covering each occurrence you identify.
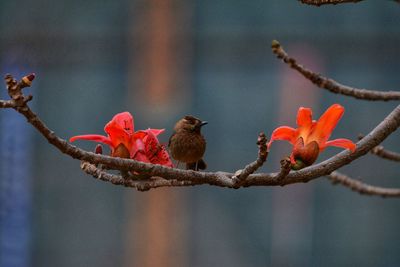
[168,115,207,171]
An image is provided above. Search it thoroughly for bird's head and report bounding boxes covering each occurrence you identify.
[174,115,208,133]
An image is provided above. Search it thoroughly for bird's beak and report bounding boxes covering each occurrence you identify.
[200,121,208,127]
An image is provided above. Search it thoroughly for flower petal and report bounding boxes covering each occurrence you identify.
[105,112,134,135]
[143,130,174,167]
[133,150,151,163]
[131,131,173,167]
[296,107,314,144]
[297,107,313,128]
[309,104,344,145]
[324,138,356,152]
[145,128,165,136]
[268,126,297,148]
[104,112,135,150]
[69,134,113,147]
[133,131,148,140]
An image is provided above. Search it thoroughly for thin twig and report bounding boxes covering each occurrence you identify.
[0,100,16,108]
[370,146,400,162]
[359,134,400,162]
[273,157,292,182]
[232,132,268,185]
[298,0,363,6]
[328,171,400,197]
[81,161,194,191]
[271,40,400,101]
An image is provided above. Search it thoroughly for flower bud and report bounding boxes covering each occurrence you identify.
[95,144,103,154]
[292,138,319,170]
[21,73,35,86]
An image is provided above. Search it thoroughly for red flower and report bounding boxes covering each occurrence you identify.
[268,104,356,170]
[70,112,173,167]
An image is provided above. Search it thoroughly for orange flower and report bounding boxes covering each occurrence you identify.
[268,104,356,170]
[70,112,173,167]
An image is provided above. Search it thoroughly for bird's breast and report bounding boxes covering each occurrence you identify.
[169,132,206,163]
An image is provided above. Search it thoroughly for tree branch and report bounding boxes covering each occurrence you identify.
[0,99,16,108]
[298,0,363,6]
[271,40,400,101]
[359,134,400,162]
[370,145,400,162]
[2,73,400,191]
[81,161,195,191]
[328,171,400,197]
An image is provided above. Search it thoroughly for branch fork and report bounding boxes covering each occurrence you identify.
[232,132,269,187]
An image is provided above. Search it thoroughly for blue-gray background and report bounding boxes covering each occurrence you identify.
[1,1,400,267]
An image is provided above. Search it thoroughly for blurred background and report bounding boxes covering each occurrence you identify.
[1,1,400,266]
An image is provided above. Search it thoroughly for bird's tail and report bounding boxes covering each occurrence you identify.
[186,159,207,171]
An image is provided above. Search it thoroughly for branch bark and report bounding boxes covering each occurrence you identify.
[271,40,400,101]
[272,157,292,182]
[81,161,195,191]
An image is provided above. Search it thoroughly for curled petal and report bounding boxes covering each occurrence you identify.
[145,128,165,136]
[134,128,165,140]
[309,104,344,144]
[69,134,113,147]
[324,138,356,152]
[268,126,297,148]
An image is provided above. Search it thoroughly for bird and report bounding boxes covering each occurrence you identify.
[168,115,207,171]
